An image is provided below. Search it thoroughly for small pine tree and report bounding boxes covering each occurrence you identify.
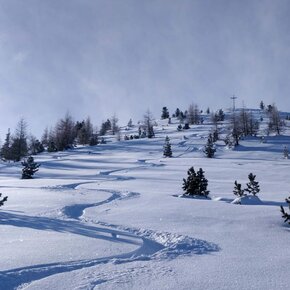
[245,173,260,196]
[161,107,170,119]
[280,196,290,224]
[0,193,8,207]
[260,100,265,110]
[182,167,209,197]
[163,136,172,157]
[204,133,216,158]
[233,180,245,197]
[21,156,40,179]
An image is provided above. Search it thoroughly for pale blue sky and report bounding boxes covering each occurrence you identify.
[0,0,290,138]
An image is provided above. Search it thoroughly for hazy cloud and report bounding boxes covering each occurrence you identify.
[0,0,290,137]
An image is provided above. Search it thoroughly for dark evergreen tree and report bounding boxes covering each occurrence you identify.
[100,119,111,136]
[1,129,13,161]
[204,133,216,158]
[217,109,225,121]
[161,107,170,119]
[76,117,94,145]
[245,173,260,196]
[260,100,265,110]
[177,124,182,131]
[163,136,172,157]
[182,167,209,197]
[280,196,290,224]
[10,118,28,161]
[28,135,44,155]
[0,193,8,207]
[175,108,181,118]
[47,141,58,152]
[213,129,219,142]
[89,133,99,146]
[21,156,40,179]
[233,180,245,197]
[183,123,190,130]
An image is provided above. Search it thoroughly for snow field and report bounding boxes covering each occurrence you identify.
[0,113,290,289]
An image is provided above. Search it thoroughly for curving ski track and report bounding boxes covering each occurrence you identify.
[1,170,219,289]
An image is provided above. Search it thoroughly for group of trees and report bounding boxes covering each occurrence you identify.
[226,108,259,147]
[0,119,43,162]
[0,101,287,162]
[233,173,260,197]
[162,104,202,125]
[182,167,209,197]
[43,114,99,152]
[0,114,102,161]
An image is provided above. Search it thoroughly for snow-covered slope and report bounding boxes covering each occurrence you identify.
[0,111,289,290]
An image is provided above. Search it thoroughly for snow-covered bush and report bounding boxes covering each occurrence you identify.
[182,167,209,197]
[0,193,8,207]
[233,181,245,197]
[21,156,40,179]
[280,196,290,224]
[233,173,260,197]
[163,136,172,158]
[245,173,260,196]
[204,133,216,158]
[232,173,261,204]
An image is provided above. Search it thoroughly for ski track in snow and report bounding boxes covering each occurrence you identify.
[0,161,219,290]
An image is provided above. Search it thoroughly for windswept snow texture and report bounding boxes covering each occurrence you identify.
[0,111,290,290]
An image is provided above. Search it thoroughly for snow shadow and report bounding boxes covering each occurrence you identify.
[0,211,140,246]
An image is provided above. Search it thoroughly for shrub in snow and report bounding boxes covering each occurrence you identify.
[232,173,261,205]
[245,173,260,196]
[163,136,172,158]
[204,133,216,158]
[233,173,260,198]
[182,167,209,197]
[21,156,40,179]
[161,106,170,119]
[280,196,290,224]
[0,193,8,207]
[233,180,245,197]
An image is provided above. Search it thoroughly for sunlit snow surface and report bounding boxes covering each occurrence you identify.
[0,112,289,290]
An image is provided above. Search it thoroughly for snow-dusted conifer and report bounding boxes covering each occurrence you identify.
[161,107,170,119]
[163,136,172,157]
[233,180,245,197]
[204,133,216,158]
[21,156,40,179]
[245,173,260,196]
[182,167,209,197]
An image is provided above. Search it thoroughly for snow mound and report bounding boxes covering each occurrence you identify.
[231,195,263,205]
